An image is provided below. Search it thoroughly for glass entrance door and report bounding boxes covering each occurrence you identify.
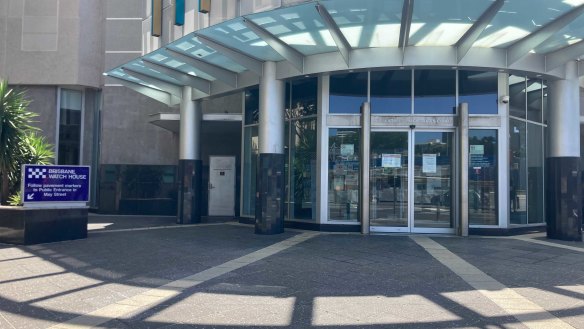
[369,130,454,233]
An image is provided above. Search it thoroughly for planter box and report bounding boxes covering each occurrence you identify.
[0,206,88,245]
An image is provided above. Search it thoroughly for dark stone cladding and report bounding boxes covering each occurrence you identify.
[469,225,545,236]
[0,207,88,245]
[177,159,203,224]
[546,157,582,241]
[255,153,285,235]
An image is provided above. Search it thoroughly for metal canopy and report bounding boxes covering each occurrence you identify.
[105,0,584,105]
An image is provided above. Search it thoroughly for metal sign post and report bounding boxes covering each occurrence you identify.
[458,103,469,237]
[360,102,371,234]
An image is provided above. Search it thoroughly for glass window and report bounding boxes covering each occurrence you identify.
[509,75,526,119]
[414,70,456,114]
[242,126,259,217]
[244,88,259,125]
[459,71,498,115]
[527,123,544,224]
[328,128,360,221]
[510,119,527,224]
[59,89,82,165]
[288,77,317,119]
[469,130,498,226]
[330,72,367,114]
[370,70,412,114]
[288,118,317,221]
[527,78,543,123]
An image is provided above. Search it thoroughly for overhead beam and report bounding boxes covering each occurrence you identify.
[242,17,305,72]
[315,3,352,67]
[456,0,504,63]
[398,0,414,64]
[546,40,584,71]
[142,59,211,95]
[121,66,183,97]
[507,5,584,65]
[165,48,238,87]
[106,75,175,106]
[196,34,263,75]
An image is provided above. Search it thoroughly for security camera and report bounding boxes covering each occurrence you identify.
[500,95,510,104]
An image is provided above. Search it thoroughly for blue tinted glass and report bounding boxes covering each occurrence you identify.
[371,70,411,114]
[459,71,498,115]
[414,70,456,114]
[244,87,259,125]
[330,72,367,114]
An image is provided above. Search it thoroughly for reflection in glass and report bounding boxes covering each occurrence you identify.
[328,128,360,221]
[509,75,526,119]
[288,118,317,221]
[370,70,412,114]
[469,130,498,225]
[527,78,543,123]
[242,126,259,217]
[510,119,527,224]
[370,132,409,227]
[59,89,82,165]
[330,72,367,114]
[413,132,453,228]
[459,71,498,115]
[244,87,259,125]
[414,70,456,114]
[288,78,317,119]
[527,124,544,224]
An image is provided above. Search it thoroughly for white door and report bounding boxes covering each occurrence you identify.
[208,156,236,216]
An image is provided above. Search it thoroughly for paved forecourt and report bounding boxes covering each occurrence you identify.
[0,222,583,328]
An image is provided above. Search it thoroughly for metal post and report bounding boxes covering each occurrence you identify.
[458,102,469,236]
[179,87,201,161]
[360,102,371,234]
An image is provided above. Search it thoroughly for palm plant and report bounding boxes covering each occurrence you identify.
[0,80,38,204]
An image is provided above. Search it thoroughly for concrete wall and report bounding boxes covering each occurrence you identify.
[0,0,103,88]
[22,86,59,148]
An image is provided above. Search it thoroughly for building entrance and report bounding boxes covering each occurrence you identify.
[369,130,455,234]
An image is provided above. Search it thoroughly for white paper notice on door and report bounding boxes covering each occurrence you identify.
[382,154,401,168]
[422,154,437,173]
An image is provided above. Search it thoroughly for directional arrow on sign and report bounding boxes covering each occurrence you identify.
[26,193,34,200]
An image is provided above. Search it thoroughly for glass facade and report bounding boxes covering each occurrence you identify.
[58,89,83,165]
[242,125,259,217]
[459,71,498,115]
[329,72,367,114]
[328,128,360,221]
[469,130,498,225]
[414,70,456,115]
[370,70,412,114]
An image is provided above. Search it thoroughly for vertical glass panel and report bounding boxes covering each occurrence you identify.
[410,0,492,46]
[370,70,412,114]
[289,118,317,221]
[370,131,409,227]
[528,124,544,224]
[330,72,368,114]
[244,88,259,125]
[59,89,82,165]
[414,70,456,115]
[242,126,259,217]
[413,132,454,228]
[288,77,317,119]
[510,119,527,224]
[459,71,498,115]
[527,78,543,123]
[328,128,360,221]
[509,75,526,119]
[469,130,498,226]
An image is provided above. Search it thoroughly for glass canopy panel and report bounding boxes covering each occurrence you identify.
[197,17,284,61]
[169,37,248,73]
[246,3,338,56]
[320,0,404,48]
[142,48,216,81]
[410,0,492,46]
[108,68,161,90]
[125,60,185,85]
[474,0,577,48]
[534,14,584,54]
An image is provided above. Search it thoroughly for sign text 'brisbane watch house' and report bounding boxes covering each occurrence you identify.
[22,165,90,205]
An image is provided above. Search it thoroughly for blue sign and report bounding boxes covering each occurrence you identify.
[22,165,90,203]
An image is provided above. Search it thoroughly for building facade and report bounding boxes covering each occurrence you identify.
[1,0,583,240]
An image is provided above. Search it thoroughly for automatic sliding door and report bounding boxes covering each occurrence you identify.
[412,132,454,231]
[370,131,409,231]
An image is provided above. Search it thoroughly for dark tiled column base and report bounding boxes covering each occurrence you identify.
[255,153,285,235]
[178,159,202,224]
[546,157,582,241]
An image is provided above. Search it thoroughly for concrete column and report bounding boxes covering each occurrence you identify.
[255,61,285,234]
[546,61,582,241]
[177,86,203,224]
[458,103,469,237]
